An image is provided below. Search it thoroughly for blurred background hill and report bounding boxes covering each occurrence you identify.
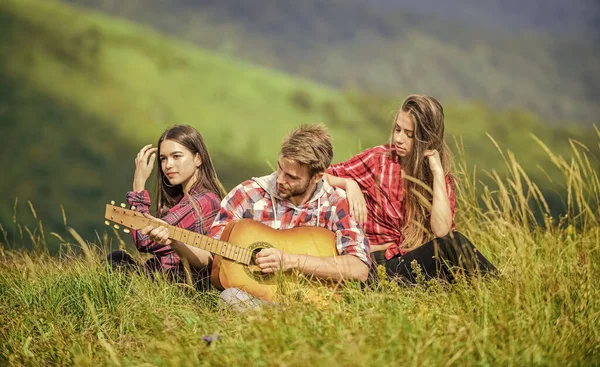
[62,0,600,124]
[372,0,600,38]
[0,0,598,250]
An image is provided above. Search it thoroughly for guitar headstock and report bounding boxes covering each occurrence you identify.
[104,203,150,232]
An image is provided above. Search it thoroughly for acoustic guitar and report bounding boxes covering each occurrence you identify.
[104,203,337,301]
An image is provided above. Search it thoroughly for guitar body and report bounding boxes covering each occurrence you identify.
[211,219,337,302]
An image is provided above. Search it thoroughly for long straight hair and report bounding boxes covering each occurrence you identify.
[389,95,454,250]
[155,125,225,216]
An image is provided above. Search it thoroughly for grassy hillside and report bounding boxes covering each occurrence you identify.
[62,0,600,124]
[0,0,598,248]
[0,3,599,363]
[1,128,598,365]
[0,0,379,243]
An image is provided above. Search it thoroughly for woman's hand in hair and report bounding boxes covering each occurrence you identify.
[133,144,158,192]
[425,150,452,238]
[424,150,444,177]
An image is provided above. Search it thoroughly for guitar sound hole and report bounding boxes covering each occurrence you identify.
[244,243,274,281]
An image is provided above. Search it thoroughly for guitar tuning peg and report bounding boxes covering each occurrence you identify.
[110,200,116,205]
[104,221,110,226]
[120,203,126,208]
[130,206,136,211]
[123,229,130,234]
[113,224,120,229]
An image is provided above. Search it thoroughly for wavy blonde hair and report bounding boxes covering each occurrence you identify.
[390,95,454,250]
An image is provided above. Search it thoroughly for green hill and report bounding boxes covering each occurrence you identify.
[0,0,381,244]
[0,0,597,249]
[61,0,600,124]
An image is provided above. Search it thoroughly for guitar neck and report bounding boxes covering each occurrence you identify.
[105,204,252,265]
[159,222,252,265]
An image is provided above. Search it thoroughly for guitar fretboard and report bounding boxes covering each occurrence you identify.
[105,204,254,265]
[159,221,253,265]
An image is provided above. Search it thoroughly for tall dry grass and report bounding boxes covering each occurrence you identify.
[1,132,599,365]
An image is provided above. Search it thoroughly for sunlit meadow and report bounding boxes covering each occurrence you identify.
[1,130,598,366]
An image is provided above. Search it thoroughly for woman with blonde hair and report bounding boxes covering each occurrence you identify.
[326,95,496,283]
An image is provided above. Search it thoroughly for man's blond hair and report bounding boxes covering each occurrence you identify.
[280,124,333,176]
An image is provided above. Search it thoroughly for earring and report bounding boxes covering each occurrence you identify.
[162,175,175,187]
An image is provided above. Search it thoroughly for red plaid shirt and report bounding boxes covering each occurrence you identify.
[208,173,371,266]
[126,188,221,270]
[327,145,456,260]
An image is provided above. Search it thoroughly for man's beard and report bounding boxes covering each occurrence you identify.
[278,180,311,199]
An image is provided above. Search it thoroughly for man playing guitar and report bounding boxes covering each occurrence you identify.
[143,124,370,305]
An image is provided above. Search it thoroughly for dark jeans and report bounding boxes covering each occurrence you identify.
[369,232,497,284]
[105,250,211,291]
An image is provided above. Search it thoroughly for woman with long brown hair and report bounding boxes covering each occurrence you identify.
[106,125,224,286]
[326,95,496,283]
